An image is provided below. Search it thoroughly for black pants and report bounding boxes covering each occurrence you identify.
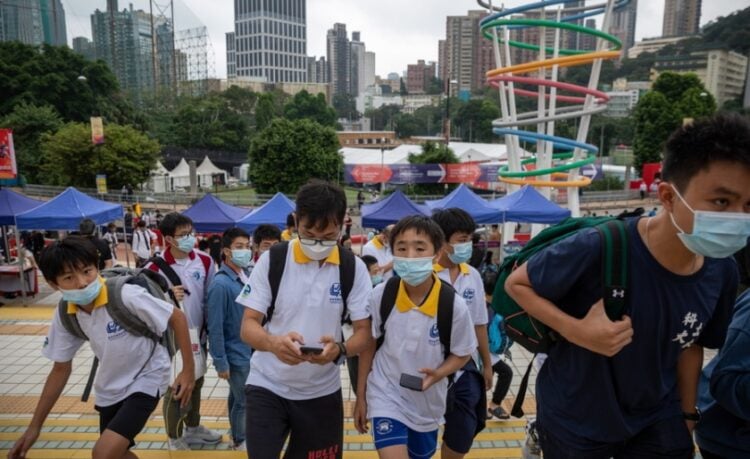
[698,449,725,459]
[491,359,513,405]
[245,384,343,459]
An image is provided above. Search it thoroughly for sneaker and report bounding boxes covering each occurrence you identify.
[521,419,541,459]
[233,441,246,451]
[168,437,191,451]
[489,406,511,420]
[182,425,222,444]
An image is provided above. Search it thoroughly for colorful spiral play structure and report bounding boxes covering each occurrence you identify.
[477,0,630,215]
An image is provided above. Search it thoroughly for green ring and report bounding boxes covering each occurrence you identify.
[498,152,597,178]
[481,18,622,56]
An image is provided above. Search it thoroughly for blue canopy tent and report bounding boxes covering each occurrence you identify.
[489,185,571,224]
[0,189,44,226]
[16,187,124,230]
[425,184,503,224]
[182,194,251,233]
[236,192,295,233]
[362,190,430,230]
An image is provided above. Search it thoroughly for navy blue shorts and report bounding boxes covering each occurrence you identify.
[372,417,437,459]
[442,370,485,454]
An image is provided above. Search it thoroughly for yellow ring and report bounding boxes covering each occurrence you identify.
[499,175,593,187]
[487,50,622,77]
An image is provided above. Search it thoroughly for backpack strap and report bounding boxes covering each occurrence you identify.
[265,241,290,325]
[436,281,455,362]
[596,219,629,320]
[56,299,89,341]
[147,256,182,287]
[375,277,401,351]
[338,247,356,322]
[196,251,212,278]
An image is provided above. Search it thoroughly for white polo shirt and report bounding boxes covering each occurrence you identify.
[366,276,477,432]
[362,237,394,280]
[237,239,372,400]
[42,279,173,407]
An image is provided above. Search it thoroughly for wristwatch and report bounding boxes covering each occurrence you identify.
[334,342,347,366]
[683,407,701,422]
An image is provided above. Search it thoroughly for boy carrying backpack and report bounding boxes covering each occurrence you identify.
[8,236,195,459]
[503,114,750,458]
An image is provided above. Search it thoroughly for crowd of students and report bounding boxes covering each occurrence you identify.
[7,113,750,459]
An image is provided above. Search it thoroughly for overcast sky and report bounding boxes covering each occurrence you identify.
[62,0,750,79]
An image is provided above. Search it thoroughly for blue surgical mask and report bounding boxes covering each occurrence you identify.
[177,234,196,253]
[231,249,252,268]
[393,256,435,287]
[371,273,383,286]
[448,241,473,264]
[670,186,750,258]
[61,277,103,306]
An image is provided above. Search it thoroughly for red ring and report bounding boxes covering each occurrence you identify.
[488,75,609,104]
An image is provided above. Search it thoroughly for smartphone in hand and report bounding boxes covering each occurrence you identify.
[299,346,324,355]
[399,373,423,391]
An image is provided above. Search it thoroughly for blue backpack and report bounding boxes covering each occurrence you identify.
[488,311,511,355]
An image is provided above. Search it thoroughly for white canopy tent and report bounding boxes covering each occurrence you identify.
[196,156,228,188]
[145,160,171,193]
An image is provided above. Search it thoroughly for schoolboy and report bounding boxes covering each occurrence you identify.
[8,237,195,459]
[505,113,750,458]
[354,216,477,459]
[361,254,383,286]
[251,224,282,266]
[362,225,394,280]
[207,228,254,451]
[239,180,373,459]
[431,208,492,459]
[280,212,296,241]
[146,213,221,450]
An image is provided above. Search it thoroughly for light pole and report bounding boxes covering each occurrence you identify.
[444,79,458,143]
[380,147,385,193]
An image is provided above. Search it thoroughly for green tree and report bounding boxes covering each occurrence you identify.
[632,92,679,175]
[255,90,289,131]
[333,93,360,120]
[249,119,342,194]
[454,99,500,142]
[407,141,459,195]
[283,90,337,127]
[652,72,706,105]
[172,95,251,151]
[365,104,402,131]
[0,103,63,183]
[39,123,160,189]
[399,78,408,96]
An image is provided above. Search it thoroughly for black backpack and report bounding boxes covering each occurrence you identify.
[265,242,356,324]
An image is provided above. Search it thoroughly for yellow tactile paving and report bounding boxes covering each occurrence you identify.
[0,306,55,321]
[0,450,524,459]
[0,323,49,335]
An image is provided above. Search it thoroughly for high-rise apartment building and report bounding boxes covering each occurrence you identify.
[0,0,66,46]
[611,0,637,56]
[226,32,236,79]
[327,23,350,95]
[406,60,436,94]
[307,55,328,83]
[350,31,365,96]
[662,0,701,37]
[72,36,95,60]
[364,51,376,89]
[230,0,307,83]
[444,10,501,94]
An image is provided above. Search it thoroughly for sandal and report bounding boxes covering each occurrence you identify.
[489,406,510,420]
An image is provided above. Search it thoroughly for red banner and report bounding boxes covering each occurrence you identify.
[0,129,18,180]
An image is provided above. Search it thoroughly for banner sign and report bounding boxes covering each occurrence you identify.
[345,164,502,184]
[96,174,108,194]
[0,129,18,180]
[90,117,104,145]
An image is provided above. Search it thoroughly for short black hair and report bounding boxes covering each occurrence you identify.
[431,208,476,241]
[39,236,98,282]
[286,213,296,228]
[361,255,378,269]
[79,218,96,236]
[222,227,250,249]
[295,180,347,230]
[390,215,445,253]
[136,220,146,228]
[159,212,193,237]
[663,113,750,192]
[253,224,282,246]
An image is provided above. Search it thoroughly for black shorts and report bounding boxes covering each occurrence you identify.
[443,369,486,454]
[95,392,160,448]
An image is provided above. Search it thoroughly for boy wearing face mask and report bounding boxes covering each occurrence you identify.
[251,224,282,267]
[363,225,395,281]
[504,113,750,458]
[207,228,254,451]
[431,208,491,459]
[145,213,221,450]
[354,216,477,459]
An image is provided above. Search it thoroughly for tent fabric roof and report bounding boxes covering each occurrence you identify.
[362,190,430,230]
[236,192,295,233]
[152,160,170,175]
[16,187,124,230]
[489,186,571,224]
[0,189,44,226]
[170,158,191,177]
[182,194,250,233]
[425,184,503,224]
[196,156,226,175]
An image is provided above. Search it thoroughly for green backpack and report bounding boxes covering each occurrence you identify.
[491,217,629,417]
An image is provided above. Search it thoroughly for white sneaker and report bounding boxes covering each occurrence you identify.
[521,419,541,459]
[182,425,222,444]
[168,437,191,450]
[233,441,246,451]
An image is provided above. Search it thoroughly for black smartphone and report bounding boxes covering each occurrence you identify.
[300,346,324,355]
[399,373,423,392]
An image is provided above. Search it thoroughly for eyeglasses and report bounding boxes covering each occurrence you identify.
[176,232,195,239]
[298,236,339,247]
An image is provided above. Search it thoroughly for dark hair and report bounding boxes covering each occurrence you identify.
[222,227,250,249]
[39,236,98,282]
[390,215,445,253]
[107,222,116,230]
[663,113,750,192]
[286,212,296,228]
[252,224,282,246]
[159,212,193,237]
[295,180,347,230]
[136,220,146,228]
[79,218,96,236]
[431,208,476,241]
[361,255,378,269]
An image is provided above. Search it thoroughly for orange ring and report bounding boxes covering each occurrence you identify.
[487,50,621,77]
[499,175,593,187]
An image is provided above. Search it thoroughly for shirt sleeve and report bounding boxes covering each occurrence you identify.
[448,295,478,358]
[467,268,489,326]
[120,283,174,336]
[361,243,376,259]
[348,257,373,322]
[41,308,85,363]
[369,283,386,340]
[697,260,740,349]
[236,250,272,316]
[526,228,601,307]
[206,277,230,373]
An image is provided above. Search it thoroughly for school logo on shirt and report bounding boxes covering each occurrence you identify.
[463,288,475,301]
[375,419,393,435]
[428,323,440,346]
[106,321,126,340]
[192,270,202,281]
[239,284,252,298]
[329,282,342,304]
[672,312,704,349]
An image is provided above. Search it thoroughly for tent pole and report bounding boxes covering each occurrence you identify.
[15,229,26,305]
[2,226,9,264]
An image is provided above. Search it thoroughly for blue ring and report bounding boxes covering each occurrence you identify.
[493,128,599,154]
[480,0,631,27]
